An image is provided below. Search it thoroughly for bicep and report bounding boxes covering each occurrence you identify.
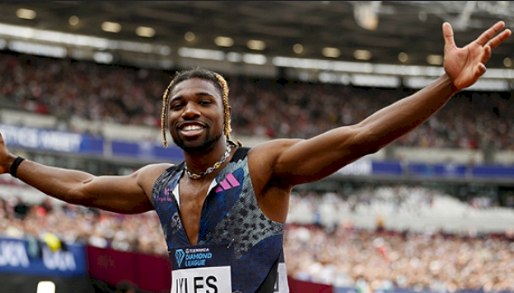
[78,174,153,214]
[269,125,372,186]
[16,159,160,214]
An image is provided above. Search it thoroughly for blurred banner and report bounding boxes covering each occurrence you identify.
[0,236,87,277]
[0,124,104,155]
[336,158,514,179]
[0,123,184,163]
[2,123,513,179]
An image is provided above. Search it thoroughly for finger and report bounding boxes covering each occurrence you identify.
[485,29,512,50]
[481,45,492,64]
[475,21,506,46]
[477,63,487,77]
[442,22,456,51]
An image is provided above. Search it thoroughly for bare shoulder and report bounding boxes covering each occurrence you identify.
[248,138,303,165]
[134,163,175,193]
[137,162,174,173]
[247,138,302,190]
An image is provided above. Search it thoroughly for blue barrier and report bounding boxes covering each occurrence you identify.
[2,124,514,179]
[0,236,87,277]
[0,124,104,155]
[0,123,184,162]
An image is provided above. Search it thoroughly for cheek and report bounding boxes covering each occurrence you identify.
[166,116,177,133]
[219,109,227,125]
[167,111,179,125]
[218,114,227,129]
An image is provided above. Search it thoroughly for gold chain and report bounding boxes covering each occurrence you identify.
[185,144,233,179]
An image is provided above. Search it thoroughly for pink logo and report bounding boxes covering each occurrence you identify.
[215,173,241,193]
[156,188,173,202]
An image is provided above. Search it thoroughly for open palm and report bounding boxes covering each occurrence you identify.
[443,21,511,90]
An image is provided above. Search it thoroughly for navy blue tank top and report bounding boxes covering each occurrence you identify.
[151,147,289,293]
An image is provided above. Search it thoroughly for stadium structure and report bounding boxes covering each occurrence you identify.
[0,2,514,293]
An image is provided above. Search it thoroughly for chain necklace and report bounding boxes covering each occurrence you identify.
[185,144,233,180]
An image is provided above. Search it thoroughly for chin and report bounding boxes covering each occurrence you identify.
[180,143,209,152]
[174,135,221,153]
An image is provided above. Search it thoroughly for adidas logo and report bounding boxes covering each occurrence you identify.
[215,173,241,193]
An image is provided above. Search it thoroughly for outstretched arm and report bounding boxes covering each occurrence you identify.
[0,133,165,214]
[256,21,511,187]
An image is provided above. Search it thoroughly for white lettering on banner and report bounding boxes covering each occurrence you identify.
[172,266,231,293]
[0,126,39,148]
[0,125,82,152]
[42,247,77,271]
[0,240,30,267]
[39,131,82,152]
[336,159,372,175]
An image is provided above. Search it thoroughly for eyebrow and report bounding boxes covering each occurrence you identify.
[170,92,216,103]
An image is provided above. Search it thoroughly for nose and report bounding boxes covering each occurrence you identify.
[182,102,200,119]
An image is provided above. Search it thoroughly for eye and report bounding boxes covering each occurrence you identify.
[170,103,184,111]
[199,100,212,106]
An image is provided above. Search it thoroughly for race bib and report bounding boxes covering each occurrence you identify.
[275,262,289,293]
[170,244,233,293]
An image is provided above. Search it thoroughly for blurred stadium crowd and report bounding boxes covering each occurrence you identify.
[1,51,513,151]
[1,50,514,293]
[2,185,514,292]
[286,188,514,292]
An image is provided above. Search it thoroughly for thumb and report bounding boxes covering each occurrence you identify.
[442,22,456,53]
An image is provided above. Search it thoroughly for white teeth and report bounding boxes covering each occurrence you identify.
[182,125,202,131]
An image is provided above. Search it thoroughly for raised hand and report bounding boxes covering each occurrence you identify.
[443,21,511,90]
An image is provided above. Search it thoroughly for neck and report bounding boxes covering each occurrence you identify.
[183,141,233,180]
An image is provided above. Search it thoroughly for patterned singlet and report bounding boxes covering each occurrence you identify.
[151,147,289,293]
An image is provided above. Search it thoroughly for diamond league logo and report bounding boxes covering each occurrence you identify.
[175,249,185,267]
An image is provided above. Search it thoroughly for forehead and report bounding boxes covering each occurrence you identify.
[171,78,221,99]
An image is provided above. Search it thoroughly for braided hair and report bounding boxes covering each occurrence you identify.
[161,67,241,148]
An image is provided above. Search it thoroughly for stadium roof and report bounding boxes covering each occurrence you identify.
[0,1,513,71]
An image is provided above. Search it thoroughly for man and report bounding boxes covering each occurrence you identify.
[0,21,511,293]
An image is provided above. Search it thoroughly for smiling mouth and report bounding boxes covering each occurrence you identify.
[181,125,204,132]
[178,123,206,137]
